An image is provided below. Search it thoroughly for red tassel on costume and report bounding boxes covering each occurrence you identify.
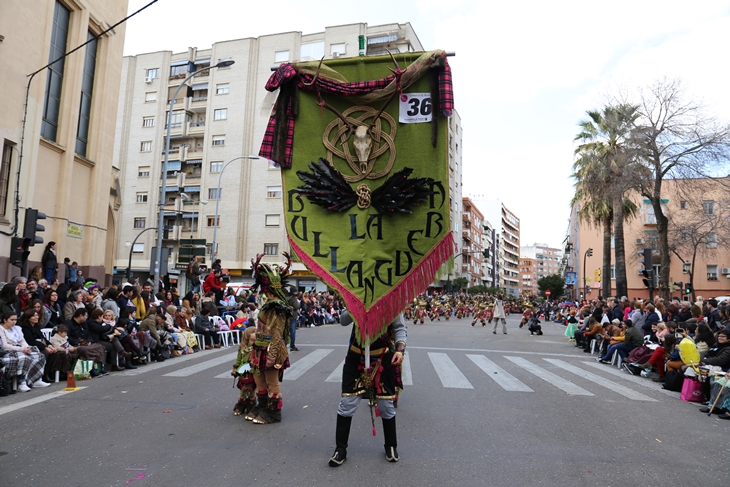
[375,406,380,418]
[372,425,377,437]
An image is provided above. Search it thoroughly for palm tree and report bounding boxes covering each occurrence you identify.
[573,104,640,298]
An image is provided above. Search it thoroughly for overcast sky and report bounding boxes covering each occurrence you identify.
[124,0,730,250]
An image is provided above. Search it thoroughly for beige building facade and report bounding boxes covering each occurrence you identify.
[0,0,128,283]
[113,23,436,288]
[563,178,730,301]
[472,198,521,296]
[520,256,537,296]
[460,197,483,286]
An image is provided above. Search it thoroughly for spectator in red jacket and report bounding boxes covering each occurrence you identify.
[203,270,225,304]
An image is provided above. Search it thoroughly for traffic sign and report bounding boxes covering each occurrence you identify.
[545,290,551,296]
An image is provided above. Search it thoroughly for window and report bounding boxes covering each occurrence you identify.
[144,92,157,103]
[264,243,278,255]
[300,41,324,61]
[706,232,718,249]
[206,216,219,227]
[169,62,190,79]
[265,214,280,227]
[703,200,716,215]
[138,166,150,177]
[708,264,719,280]
[132,243,144,253]
[208,188,221,200]
[146,68,159,79]
[140,141,152,152]
[210,161,222,173]
[41,1,70,141]
[212,135,225,146]
[274,50,290,63]
[680,200,687,209]
[267,185,282,198]
[136,192,148,203]
[165,110,185,129]
[142,117,154,127]
[610,265,616,280]
[75,31,97,157]
[216,83,229,95]
[213,108,227,120]
[133,217,146,229]
[331,43,346,56]
[0,143,13,217]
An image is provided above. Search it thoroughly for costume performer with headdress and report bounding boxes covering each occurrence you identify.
[244,253,294,424]
[329,311,406,467]
[232,327,257,416]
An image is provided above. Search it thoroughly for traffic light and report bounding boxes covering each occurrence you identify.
[9,237,28,269]
[586,248,593,257]
[673,281,683,294]
[685,283,693,295]
[22,208,46,246]
[642,268,654,289]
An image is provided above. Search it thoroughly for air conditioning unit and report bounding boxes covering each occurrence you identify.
[722,268,730,275]
[637,269,646,275]
[144,76,152,84]
[635,238,645,245]
[332,52,341,58]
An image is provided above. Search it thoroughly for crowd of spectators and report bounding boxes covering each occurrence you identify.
[0,263,345,397]
[556,295,730,418]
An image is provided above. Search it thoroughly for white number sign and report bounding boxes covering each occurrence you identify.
[399,93,432,123]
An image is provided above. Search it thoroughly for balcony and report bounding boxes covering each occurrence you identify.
[188,121,205,134]
[462,230,471,242]
[708,273,718,281]
[164,122,187,138]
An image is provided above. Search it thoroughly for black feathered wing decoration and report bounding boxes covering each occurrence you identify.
[294,158,357,212]
[294,159,435,215]
[370,168,434,215]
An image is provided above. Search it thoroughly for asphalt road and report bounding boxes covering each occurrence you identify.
[1,315,728,487]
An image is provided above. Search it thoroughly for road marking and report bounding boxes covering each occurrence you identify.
[283,349,334,381]
[0,387,87,417]
[163,353,237,377]
[544,359,657,402]
[325,359,345,383]
[582,362,678,398]
[505,356,593,396]
[125,348,231,376]
[301,343,585,358]
[428,352,473,389]
[401,352,413,386]
[466,355,533,392]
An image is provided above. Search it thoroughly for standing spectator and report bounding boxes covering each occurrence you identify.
[186,256,203,293]
[65,260,78,285]
[203,269,225,304]
[41,242,58,283]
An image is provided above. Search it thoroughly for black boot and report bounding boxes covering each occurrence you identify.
[253,394,282,424]
[124,357,137,370]
[245,392,268,421]
[329,414,352,467]
[383,416,399,462]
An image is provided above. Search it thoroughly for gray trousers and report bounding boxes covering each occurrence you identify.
[492,318,507,333]
[337,395,396,419]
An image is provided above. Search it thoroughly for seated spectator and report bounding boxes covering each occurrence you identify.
[578,317,603,352]
[598,319,642,364]
[43,288,63,328]
[19,307,59,382]
[174,308,197,353]
[87,308,125,372]
[65,308,108,376]
[63,290,87,322]
[641,334,677,381]
[0,333,33,395]
[665,327,699,374]
[194,307,220,350]
[695,323,715,359]
[0,311,50,391]
[642,304,660,336]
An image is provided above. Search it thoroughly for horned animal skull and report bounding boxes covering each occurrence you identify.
[353,125,372,172]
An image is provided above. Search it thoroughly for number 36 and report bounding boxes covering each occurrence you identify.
[406,97,432,116]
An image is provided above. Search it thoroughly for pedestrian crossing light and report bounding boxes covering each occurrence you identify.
[673,281,683,294]
[685,284,693,295]
[641,268,654,290]
[586,248,593,257]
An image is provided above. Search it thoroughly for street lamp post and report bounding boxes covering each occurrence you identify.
[154,58,235,293]
[211,155,261,264]
[582,247,593,300]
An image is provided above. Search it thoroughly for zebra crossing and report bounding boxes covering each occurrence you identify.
[161,347,667,402]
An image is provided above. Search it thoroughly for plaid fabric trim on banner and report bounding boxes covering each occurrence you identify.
[260,51,454,168]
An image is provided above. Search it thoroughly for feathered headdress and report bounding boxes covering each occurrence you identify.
[250,252,293,302]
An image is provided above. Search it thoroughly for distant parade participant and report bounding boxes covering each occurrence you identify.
[485,301,494,324]
[413,299,427,325]
[329,311,406,467]
[245,253,295,425]
[492,295,507,334]
[472,301,488,327]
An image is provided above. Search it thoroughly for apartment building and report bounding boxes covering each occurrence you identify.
[113,23,435,288]
[0,0,128,283]
[473,198,521,296]
[522,243,562,280]
[481,219,496,288]
[520,257,537,296]
[562,177,730,301]
[460,197,483,286]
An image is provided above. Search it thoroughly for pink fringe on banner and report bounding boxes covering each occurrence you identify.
[289,233,456,345]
